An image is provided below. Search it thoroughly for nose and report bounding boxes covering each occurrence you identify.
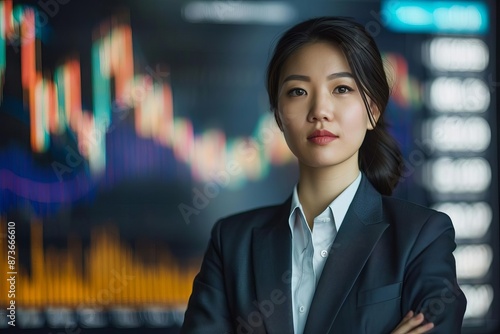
[307,90,334,122]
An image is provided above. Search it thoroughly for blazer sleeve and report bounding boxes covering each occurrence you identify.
[403,211,467,333]
[180,220,233,334]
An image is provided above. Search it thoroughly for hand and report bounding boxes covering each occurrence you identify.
[391,311,434,334]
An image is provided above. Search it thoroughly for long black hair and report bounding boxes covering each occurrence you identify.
[266,16,403,195]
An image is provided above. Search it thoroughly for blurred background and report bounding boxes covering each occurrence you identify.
[0,0,498,332]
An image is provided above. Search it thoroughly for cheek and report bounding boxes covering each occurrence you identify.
[338,104,369,131]
[277,105,302,128]
[277,110,302,148]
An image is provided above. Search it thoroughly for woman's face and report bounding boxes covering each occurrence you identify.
[276,41,376,172]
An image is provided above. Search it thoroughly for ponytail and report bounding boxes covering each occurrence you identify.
[359,122,404,195]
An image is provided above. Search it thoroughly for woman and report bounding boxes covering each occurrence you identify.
[181,17,466,334]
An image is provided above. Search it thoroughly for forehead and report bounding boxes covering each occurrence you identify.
[280,41,351,79]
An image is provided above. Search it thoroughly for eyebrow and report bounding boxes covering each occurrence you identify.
[282,72,354,82]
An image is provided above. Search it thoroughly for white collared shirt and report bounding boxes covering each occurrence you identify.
[288,172,362,334]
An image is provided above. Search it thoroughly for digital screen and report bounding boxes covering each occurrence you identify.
[0,0,497,332]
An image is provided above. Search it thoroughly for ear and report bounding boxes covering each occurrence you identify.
[366,102,380,130]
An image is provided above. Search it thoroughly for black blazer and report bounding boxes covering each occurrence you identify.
[181,176,466,333]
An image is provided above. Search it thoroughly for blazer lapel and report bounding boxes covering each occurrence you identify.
[303,177,389,334]
[252,198,294,334]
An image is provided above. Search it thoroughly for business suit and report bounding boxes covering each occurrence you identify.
[181,176,466,333]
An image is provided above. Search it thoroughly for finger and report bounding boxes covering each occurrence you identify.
[392,311,415,331]
[407,322,434,334]
[403,310,414,319]
[392,312,425,333]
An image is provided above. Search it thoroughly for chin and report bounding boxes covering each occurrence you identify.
[300,154,358,169]
[302,159,342,169]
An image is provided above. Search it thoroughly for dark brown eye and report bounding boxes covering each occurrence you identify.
[334,85,353,94]
[288,88,307,97]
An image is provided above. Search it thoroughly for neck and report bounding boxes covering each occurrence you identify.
[297,162,360,229]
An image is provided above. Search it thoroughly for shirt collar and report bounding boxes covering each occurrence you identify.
[289,172,362,233]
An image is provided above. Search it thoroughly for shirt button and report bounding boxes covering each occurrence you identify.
[299,306,305,313]
[320,249,328,258]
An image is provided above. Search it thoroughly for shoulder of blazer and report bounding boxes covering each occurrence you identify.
[214,197,291,236]
[380,195,453,233]
[381,196,448,219]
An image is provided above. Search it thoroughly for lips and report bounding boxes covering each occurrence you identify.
[307,129,338,145]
